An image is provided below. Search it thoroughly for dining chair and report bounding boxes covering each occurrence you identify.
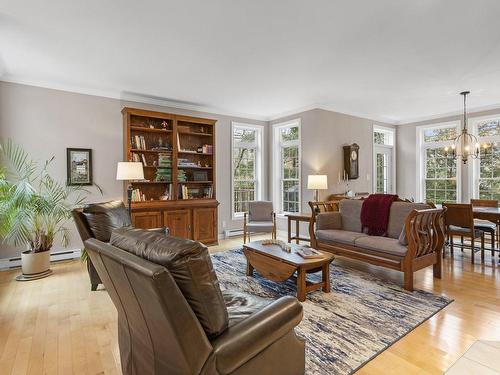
[471,199,498,257]
[443,203,485,264]
[243,201,277,244]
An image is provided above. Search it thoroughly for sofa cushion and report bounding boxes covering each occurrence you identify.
[354,236,407,257]
[82,200,131,242]
[222,290,271,327]
[110,227,228,338]
[246,221,274,232]
[316,229,368,245]
[386,202,431,239]
[338,199,364,233]
[316,212,342,230]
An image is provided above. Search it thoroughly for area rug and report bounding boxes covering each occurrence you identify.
[211,249,453,375]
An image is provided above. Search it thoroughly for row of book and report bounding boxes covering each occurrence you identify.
[200,144,213,154]
[132,135,148,150]
[178,185,214,200]
[131,188,147,202]
[131,152,148,165]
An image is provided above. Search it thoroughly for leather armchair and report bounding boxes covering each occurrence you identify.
[84,227,305,375]
[72,200,168,290]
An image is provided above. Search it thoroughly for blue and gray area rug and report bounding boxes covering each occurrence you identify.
[211,249,452,375]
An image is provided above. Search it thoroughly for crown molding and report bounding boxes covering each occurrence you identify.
[396,102,500,125]
[0,75,269,122]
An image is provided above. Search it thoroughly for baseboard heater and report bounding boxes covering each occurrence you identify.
[224,229,244,238]
[0,248,82,271]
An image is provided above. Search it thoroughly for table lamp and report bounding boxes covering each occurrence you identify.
[307,175,328,202]
[116,162,144,215]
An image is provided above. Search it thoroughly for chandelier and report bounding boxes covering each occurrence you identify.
[444,91,482,164]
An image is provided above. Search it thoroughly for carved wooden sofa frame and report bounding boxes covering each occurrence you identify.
[308,200,446,291]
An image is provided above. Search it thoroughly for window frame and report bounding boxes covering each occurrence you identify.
[372,125,396,194]
[470,115,500,200]
[231,122,264,219]
[272,119,302,215]
[416,121,461,203]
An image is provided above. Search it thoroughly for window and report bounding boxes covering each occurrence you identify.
[472,117,500,200]
[373,126,395,194]
[273,120,301,214]
[231,123,263,217]
[417,122,460,204]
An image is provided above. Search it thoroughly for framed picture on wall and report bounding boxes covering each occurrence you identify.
[67,148,93,185]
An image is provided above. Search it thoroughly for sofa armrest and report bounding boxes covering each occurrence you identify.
[316,212,342,230]
[212,296,303,374]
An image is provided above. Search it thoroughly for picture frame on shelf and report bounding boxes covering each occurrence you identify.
[67,148,92,185]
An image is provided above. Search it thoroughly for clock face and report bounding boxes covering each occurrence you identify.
[351,150,358,161]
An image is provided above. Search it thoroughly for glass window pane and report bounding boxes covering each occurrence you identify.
[233,128,256,144]
[280,126,299,142]
[478,120,500,137]
[423,127,457,143]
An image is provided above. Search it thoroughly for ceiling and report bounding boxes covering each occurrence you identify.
[1,0,500,124]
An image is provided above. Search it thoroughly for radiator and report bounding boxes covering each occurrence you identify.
[0,248,82,271]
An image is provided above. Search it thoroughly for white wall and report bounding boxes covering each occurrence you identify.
[0,81,396,258]
[396,108,500,201]
[270,108,394,234]
[0,81,268,259]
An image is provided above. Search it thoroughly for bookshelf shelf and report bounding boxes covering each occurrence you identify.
[123,107,218,244]
[178,131,212,137]
[131,126,173,134]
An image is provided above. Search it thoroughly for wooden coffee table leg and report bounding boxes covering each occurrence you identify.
[297,268,306,302]
[246,261,254,276]
[322,261,331,293]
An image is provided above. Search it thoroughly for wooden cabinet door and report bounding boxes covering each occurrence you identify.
[193,207,217,244]
[131,211,162,229]
[164,210,192,239]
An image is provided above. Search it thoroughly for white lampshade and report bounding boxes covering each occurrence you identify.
[307,175,328,190]
[116,162,144,181]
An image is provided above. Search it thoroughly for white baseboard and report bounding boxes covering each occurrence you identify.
[0,248,82,271]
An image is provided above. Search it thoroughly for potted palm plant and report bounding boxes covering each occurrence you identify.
[0,140,89,281]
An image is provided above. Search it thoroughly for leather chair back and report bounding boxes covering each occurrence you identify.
[85,238,213,375]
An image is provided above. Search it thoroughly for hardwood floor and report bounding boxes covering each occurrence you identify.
[0,236,499,375]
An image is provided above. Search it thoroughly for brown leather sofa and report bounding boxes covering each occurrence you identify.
[72,200,168,290]
[85,227,305,375]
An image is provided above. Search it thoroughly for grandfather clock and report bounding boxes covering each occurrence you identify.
[343,143,359,179]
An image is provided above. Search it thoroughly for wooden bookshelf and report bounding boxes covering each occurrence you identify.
[122,107,219,244]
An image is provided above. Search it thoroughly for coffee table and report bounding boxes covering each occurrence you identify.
[242,241,334,302]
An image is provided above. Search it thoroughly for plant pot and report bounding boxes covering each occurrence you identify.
[15,250,52,281]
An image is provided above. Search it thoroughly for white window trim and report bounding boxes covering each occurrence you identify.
[416,121,461,203]
[373,125,396,194]
[231,122,264,219]
[469,114,500,200]
[272,119,302,216]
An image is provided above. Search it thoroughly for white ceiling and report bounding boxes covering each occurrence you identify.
[1,0,500,124]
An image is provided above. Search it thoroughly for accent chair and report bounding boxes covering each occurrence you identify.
[84,227,305,375]
[72,200,168,290]
[243,201,276,244]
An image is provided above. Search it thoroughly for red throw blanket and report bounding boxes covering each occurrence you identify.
[360,194,399,236]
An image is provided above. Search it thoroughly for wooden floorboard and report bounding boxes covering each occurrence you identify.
[0,237,499,374]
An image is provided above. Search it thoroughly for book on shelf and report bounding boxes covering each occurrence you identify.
[131,188,146,202]
[132,135,147,150]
